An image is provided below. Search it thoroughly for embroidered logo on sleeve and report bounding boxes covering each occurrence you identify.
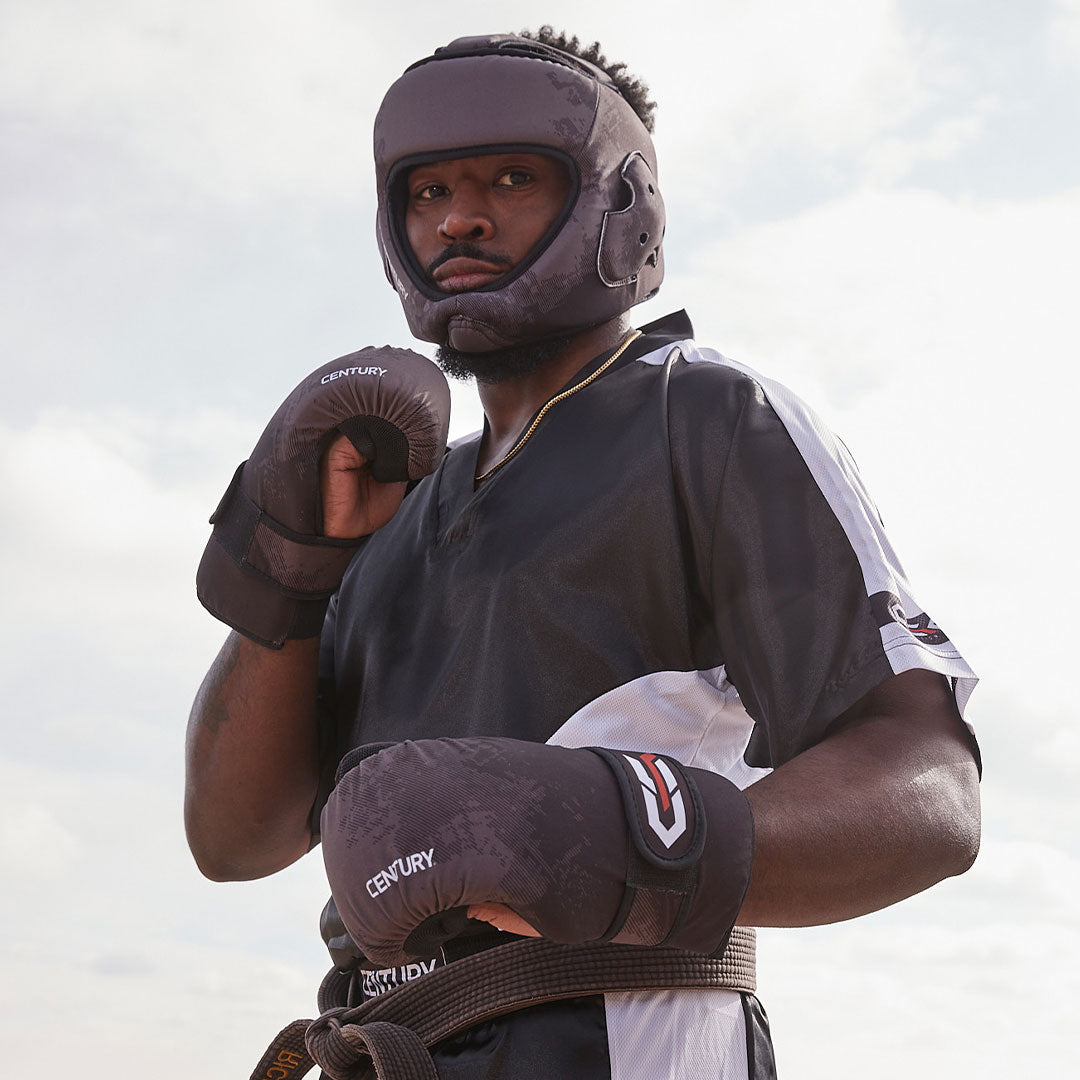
[871,591,951,646]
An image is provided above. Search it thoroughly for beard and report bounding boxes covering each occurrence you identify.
[436,332,574,385]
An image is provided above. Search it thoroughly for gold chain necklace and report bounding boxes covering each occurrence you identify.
[474,329,643,482]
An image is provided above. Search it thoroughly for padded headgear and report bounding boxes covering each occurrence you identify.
[374,34,666,352]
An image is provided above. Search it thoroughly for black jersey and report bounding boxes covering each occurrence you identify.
[318,310,976,1079]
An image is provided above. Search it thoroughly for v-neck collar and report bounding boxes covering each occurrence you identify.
[433,310,696,532]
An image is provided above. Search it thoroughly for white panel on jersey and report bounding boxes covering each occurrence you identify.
[547,669,765,1080]
[603,987,749,1080]
[636,339,978,716]
[546,665,771,791]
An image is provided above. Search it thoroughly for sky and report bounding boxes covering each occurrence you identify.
[1,0,1078,1076]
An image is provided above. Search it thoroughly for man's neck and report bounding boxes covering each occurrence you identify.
[474,315,632,478]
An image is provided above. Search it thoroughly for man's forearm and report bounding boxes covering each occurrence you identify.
[736,668,981,927]
[185,631,322,881]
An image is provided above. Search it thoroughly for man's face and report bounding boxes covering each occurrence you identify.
[404,152,572,293]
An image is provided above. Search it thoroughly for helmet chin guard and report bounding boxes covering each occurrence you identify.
[374,35,665,352]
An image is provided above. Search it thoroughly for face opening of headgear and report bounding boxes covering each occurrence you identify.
[374,34,666,354]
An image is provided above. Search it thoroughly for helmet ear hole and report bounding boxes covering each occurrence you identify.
[598,153,666,288]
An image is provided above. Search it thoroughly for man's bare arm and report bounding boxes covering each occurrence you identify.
[736,667,980,926]
[185,632,322,881]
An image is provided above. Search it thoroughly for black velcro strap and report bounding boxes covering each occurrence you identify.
[589,748,707,869]
[587,748,707,944]
[210,462,366,594]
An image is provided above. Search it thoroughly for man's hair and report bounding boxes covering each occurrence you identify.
[519,26,657,132]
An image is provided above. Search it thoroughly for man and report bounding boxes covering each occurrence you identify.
[187,29,981,1079]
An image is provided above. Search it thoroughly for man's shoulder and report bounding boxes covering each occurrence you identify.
[630,311,772,405]
[629,336,768,431]
[633,320,828,448]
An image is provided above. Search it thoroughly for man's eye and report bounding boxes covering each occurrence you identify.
[413,184,446,201]
[496,170,532,188]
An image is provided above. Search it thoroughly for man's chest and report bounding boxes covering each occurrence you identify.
[330,389,713,748]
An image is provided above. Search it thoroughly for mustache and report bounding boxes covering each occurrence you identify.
[425,243,515,277]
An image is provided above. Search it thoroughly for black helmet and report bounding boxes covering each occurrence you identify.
[374,34,665,352]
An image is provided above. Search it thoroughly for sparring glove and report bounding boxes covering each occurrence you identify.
[321,738,754,968]
[197,347,450,648]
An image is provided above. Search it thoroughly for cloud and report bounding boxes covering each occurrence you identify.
[0,407,251,792]
[1050,0,1080,65]
[2,928,330,1078]
[0,407,232,647]
[861,107,992,186]
[760,918,1080,1077]
[673,185,1079,381]
[644,0,991,209]
[0,0,385,207]
[0,799,82,881]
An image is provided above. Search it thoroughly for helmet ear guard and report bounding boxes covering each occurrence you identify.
[598,152,666,288]
[373,35,666,352]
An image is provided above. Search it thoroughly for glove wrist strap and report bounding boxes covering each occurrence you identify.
[196,462,366,648]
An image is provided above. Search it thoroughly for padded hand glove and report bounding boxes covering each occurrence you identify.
[197,347,450,647]
[321,738,753,968]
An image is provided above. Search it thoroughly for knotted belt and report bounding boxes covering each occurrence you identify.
[250,928,757,1080]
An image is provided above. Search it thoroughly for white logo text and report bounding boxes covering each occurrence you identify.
[366,848,435,897]
[321,366,387,384]
[362,958,438,997]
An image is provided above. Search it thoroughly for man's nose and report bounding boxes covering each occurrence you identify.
[437,186,495,243]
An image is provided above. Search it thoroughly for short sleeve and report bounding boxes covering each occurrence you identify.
[677,346,977,768]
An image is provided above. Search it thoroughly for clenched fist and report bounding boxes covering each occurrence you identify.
[197,347,450,647]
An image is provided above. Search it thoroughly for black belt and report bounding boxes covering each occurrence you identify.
[249,928,757,1080]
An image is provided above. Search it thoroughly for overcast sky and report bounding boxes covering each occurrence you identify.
[2,1,1077,1076]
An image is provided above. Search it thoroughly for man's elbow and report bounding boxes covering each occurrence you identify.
[186,828,248,882]
[928,756,982,881]
[188,839,256,882]
[188,842,311,882]
[950,784,982,878]
[185,809,312,882]
[191,847,249,883]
